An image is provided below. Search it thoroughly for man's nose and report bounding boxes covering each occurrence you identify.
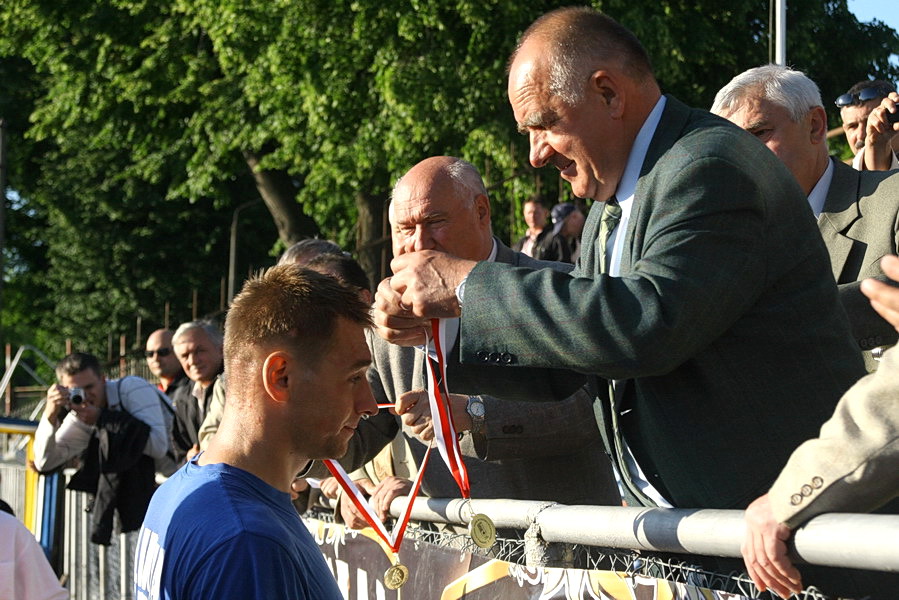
[529,131,553,168]
[405,226,434,253]
[356,381,377,418]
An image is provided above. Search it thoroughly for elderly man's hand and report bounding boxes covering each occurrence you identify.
[861,255,899,332]
[373,251,477,345]
[372,277,431,347]
[396,390,472,442]
[369,476,414,522]
[742,494,802,598]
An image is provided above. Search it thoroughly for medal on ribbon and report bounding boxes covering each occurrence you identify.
[322,442,432,589]
[421,318,496,548]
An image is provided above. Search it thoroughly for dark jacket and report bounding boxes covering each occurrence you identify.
[512,227,571,263]
[67,408,155,545]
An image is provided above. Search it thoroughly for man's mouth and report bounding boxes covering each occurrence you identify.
[555,158,576,177]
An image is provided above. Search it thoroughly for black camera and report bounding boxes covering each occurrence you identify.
[69,387,85,405]
[887,109,899,125]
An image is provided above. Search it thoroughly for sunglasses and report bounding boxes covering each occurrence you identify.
[145,348,173,358]
[834,85,894,108]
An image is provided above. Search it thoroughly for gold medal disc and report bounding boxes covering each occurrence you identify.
[468,513,496,548]
[384,563,410,590]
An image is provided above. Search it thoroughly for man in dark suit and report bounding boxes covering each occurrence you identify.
[712,64,899,371]
[328,156,619,527]
[374,7,863,513]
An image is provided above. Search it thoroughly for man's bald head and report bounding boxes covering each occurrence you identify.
[388,156,493,261]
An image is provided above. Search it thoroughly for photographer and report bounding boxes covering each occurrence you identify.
[34,353,168,544]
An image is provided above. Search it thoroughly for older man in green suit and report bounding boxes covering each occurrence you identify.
[712,65,899,371]
[375,7,863,515]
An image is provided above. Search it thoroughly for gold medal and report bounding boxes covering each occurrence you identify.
[468,512,496,548]
[384,563,409,589]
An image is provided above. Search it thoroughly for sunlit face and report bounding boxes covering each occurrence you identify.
[841,99,880,151]
[508,42,626,201]
[289,317,376,459]
[522,201,547,230]
[390,171,492,261]
[718,96,820,195]
[60,369,107,408]
[145,330,182,379]
[174,328,223,386]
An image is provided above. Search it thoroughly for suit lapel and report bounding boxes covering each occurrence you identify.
[615,95,693,275]
[819,160,863,282]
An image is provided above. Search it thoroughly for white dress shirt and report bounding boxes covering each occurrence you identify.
[605,96,673,507]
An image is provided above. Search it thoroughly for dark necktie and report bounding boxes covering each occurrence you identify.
[598,196,622,275]
[596,196,657,507]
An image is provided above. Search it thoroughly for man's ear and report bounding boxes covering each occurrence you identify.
[262,352,291,403]
[590,70,624,119]
[475,193,491,226]
[808,106,828,145]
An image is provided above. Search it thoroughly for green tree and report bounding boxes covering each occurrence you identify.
[1,0,895,359]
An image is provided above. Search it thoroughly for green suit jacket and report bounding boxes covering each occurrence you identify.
[821,158,899,370]
[458,96,866,509]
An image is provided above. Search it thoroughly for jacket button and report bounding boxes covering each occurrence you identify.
[516,425,524,433]
[477,351,489,362]
[801,484,813,496]
[501,352,514,364]
[811,476,823,489]
[790,494,803,506]
[489,352,501,363]
[502,425,512,434]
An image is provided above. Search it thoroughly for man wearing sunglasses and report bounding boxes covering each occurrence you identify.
[145,328,188,397]
[836,79,899,171]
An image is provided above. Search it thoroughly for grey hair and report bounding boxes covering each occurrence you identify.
[173,319,223,348]
[711,64,822,122]
[389,157,487,223]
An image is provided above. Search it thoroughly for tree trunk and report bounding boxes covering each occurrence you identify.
[243,151,318,245]
[354,190,389,291]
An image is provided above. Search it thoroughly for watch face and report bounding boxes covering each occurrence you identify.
[469,399,486,417]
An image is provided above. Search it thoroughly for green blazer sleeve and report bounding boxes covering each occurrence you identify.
[769,344,899,528]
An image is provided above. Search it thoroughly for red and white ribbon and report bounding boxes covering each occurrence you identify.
[422,318,471,499]
[322,444,432,553]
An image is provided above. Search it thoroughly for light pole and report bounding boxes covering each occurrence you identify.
[0,118,7,325]
[227,198,263,304]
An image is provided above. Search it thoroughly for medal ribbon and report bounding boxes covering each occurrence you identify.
[322,443,432,553]
[423,318,471,499]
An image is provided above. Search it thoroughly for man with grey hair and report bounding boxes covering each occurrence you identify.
[712,64,899,370]
[171,319,224,463]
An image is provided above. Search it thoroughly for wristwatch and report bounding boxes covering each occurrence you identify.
[465,395,486,436]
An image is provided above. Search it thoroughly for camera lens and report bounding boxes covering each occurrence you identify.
[70,388,84,405]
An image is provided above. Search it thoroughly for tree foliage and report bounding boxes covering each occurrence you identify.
[0,0,896,360]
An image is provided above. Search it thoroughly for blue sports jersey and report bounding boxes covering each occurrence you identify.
[134,457,341,600]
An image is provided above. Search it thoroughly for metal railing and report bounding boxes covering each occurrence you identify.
[2,417,896,599]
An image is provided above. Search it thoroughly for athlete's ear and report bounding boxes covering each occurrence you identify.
[262,352,290,403]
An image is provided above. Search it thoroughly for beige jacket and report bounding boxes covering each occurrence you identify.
[770,344,899,527]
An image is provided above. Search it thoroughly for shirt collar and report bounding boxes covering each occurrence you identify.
[486,237,498,262]
[614,96,667,204]
[808,158,834,218]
